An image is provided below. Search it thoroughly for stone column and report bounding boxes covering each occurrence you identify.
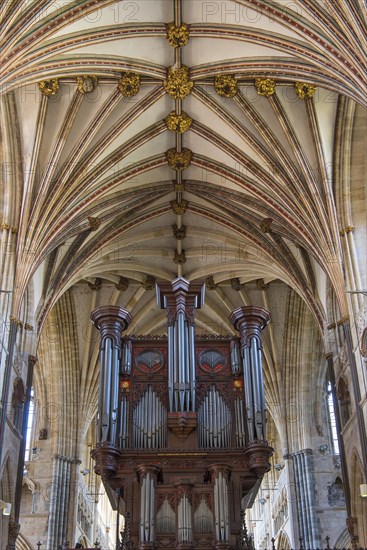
[230,307,273,475]
[209,464,232,549]
[136,465,161,549]
[341,316,367,478]
[91,306,132,446]
[47,454,81,549]
[292,449,321,548]
[6,522,20,550]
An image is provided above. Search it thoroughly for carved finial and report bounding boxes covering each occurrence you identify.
[166,22,190,47]
[166,148,192,170]
[115,276,129,291]
[205,275,218,290]
[173,250,186,264]
[255,78,276,97]
[142,276,156,290]
[76,75,98,94]
[214,74,238,98]
[295,82,316,99]
[163,65,193,99]
[117,72,141,96]
[260,217,273,233]
[171,199,188,215]
[88,216,101,231]
[38,79,60,97]
[165,111,193,133]
[88,278,102,291]
[172,224,187,239]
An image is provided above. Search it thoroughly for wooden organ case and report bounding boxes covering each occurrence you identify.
[91,279,273,550]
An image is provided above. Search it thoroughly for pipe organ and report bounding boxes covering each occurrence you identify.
[91,279,273,549]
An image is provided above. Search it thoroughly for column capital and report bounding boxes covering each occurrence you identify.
[136,464,162,482]
[230,306,270,348]
[157,277,204,323]
[208,463,232,481]
[91,305,132,347]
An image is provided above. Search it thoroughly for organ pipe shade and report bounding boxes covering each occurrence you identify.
[198,385,231,448]
[133,385,167,449]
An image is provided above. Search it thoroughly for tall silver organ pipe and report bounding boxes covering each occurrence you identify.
[177,491,193,543]
[157,277,205,413]
[230,306,270,444]
[230,338,241,374]
[119,396,129,448]
[133,385,167,449]
[234,396,246,448]
[121,338,132,374]
[210,466,231,543]
[198,385,231,448]
[139,472,155,543]
[91,306,132,445]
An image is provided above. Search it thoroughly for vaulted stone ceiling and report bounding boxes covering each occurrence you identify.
[1,1,366,428]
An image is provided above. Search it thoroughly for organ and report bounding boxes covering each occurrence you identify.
[91,278,272,549]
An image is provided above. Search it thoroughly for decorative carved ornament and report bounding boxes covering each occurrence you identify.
[171,199,188,215]
[165,111,193,133]
[255,78,276,97]
[173,250,186,264]
[214,74,238,98]
[172,223,187,239]
[88,216,101,231]
[163,65,194,99]
[166,22,190,47]
[295,81,316,99]
[205,276,218,290]
[88,277,102,290]
[76,75,98,94]
[117,72,141,96]
[173,180,185,192]
[244,442,273,476]
[231,278,242,291]
[38,79,60,97]
[142,275,156,290]
[166,148,192,170]
[168,412,197,439]
[260,217,273,233]
[1,222,17,233]
[115,276,129,291]
[256,278,269,290]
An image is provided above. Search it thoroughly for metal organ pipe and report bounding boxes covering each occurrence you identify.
[91,306,132,446]
[157,278,204,414]
[133,386,167,449]
[230,306,270,445]
[230,338,241,374]
[211,467,231,544]
[178,494,192,543]
[198,385,231,449]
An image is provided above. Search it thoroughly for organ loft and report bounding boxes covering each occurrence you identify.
[90,278,273,549]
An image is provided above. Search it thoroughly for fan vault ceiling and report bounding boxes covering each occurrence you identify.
[1,1,366,429]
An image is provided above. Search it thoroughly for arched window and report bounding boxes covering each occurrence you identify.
[326,381,340,455]
[24,387,36,462]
